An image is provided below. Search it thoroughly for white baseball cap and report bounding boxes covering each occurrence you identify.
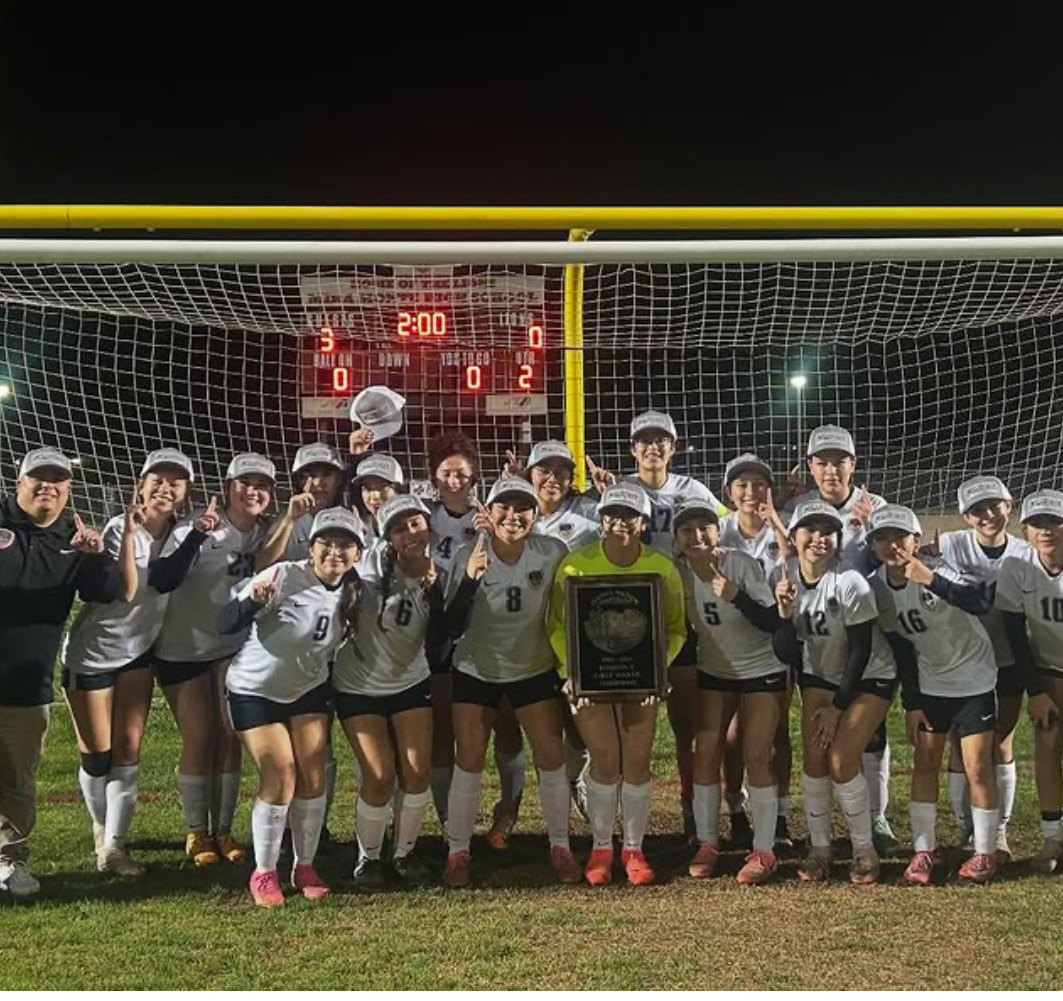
[599,483,651,518]
[292,442,345,475]
[868,504,923,538]
[1020,489,1063,524]
[787,499,844,534]
[19,447,73,479]
[630,411,678,441]
[350,385,406,443]
[486,477,538,506]
[957,475,1012,515]
[309,506,365,547]
[673,498,720,529]
[724,452,774,488]
[378,494,431,537]
[807,425,856,457]
[527,440,575,469]
[352,454,405,486]
[140,448,195,482]
[225,452,277,482]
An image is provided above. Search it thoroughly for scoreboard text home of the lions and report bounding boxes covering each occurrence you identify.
[298,267,551,421]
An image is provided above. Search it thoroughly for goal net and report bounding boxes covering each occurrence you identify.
[1,251,1061,521]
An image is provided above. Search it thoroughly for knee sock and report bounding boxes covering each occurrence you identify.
[834,774,873,851]
[910,800,937,853]
[288,794,327,867]
[862,743,890,822]
[251,798,289,874]
[446,766,483,855]
[430,765,453,826]
[948,770,971,830]
[777,795,791,821]
[78,768,108,831]
[213,772,241,834]
[495,747,526,811]
[801,773,832,849]
[538,766,570,849]
[996,761,1017,832]
[620,781,652,852]
[354,798,390,862]
[748,783,778,854]
[104,764,140,846]
[177,773,210,831]
[692,782,721,846]
[972,805,1000,856]
[585,776,619,850]
[393,789,430,860]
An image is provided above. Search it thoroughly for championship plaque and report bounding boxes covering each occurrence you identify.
[565,574,668,699]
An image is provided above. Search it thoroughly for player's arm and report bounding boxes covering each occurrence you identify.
[727,557,780,633]
[255,489,314,571]
[661,562,689,665]
[885,631,921,710]
[546,557,577,672]
[422,568,449,672]
[442,538,485,640]
[831,620,873,711]
[219,567,280,634]
[906,557,993,616]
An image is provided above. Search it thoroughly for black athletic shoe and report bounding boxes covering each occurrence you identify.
[316,824,337,856]
[392,852,435,886]
[730,811,754,850]
[351,857,389,891]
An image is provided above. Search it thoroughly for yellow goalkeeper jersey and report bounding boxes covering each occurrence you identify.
[547,540,687,675]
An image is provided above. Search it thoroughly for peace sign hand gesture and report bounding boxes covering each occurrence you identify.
[585,456,616,494]
[472,499,494,536]
[251,567,280,607]
[71,513,105,554]
[193,496,221,535]
[502,449,523,479]
[851,485,875,526]
[124,483,147,535]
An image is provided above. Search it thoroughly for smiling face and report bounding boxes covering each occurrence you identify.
[434,456,474,504]
[963,498,1011,542]
[299,463,344,511]
[311,530,361,582]
[16,469,71,526]
[631,432,675,476]
[793,517,840,567]
[359,475,397,516]
[870,527,918,567]
[140,465,190,517]
[227,474,274,519]
[807,450,855,503]
[489,497,536,543]
[600,508,645,545]
[530,460,574,506]
[1025,515,1063,559]
[675,516,719,559]
[728,473,771,515]
[389,512,431,559]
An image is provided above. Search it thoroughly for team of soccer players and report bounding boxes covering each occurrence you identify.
[1,414,1062,903]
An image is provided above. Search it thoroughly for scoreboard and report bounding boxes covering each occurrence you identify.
[299,268,551,420]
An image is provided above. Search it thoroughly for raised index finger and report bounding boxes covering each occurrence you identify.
[73,512,85,532]
[207,495,219,514]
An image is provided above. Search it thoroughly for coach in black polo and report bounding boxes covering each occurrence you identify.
[0,447,122,899]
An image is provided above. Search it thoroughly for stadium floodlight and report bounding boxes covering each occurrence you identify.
[789,374,808,390]
[0,383,11,399]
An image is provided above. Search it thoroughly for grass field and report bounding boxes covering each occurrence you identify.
[3,676,1063,991]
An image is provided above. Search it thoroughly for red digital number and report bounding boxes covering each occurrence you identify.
[398,311,447,339]
[397,313,413,338]
[465,365,482,391]
[517,364,534,391]
[319,327,336,353]
[332,368,350,392]
[528,324,544,349]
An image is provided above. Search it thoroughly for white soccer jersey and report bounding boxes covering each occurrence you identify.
[996,547,1063,676]
[785,487,887,572]
[429,500,478,576]
[532,493,599,551]
[332,546,434,696]
[62,517,173,675]
[718,513,784,580]
[281,512,314,562]
[447,534,567,683]
[871,562,996,698]
[679,549,785,680]
[155,514,271,663]
[781,557,896,685]
[620,472,725,556]
[226,560,345,703]
[940,530,1030,668]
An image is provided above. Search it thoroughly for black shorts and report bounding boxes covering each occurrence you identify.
[917,690,997,739]
[674,630,698,668]
[61,650,155,693]
[798,673,898,703]
[996,667,1025,699]
[452,668,562,711]
[227,682,332,732]
[334,676,433,720]
[697,669,790,695]
[155,657,216,687]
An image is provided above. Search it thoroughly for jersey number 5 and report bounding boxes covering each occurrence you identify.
[702,601,720,626]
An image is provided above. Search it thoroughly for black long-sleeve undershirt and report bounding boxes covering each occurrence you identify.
[885,631,921,710]
[927,572,992,617]
[1001,610,1046,697]
[423,578,449,672]
[443,575,481,640]
[832,620,873,712]
[218,595,262,635]
[732,589,779,634]
[148,529,208,593]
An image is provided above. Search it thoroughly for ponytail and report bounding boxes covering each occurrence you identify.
[376,542,397,633]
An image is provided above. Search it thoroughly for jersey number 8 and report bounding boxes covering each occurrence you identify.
[506,586,522,612]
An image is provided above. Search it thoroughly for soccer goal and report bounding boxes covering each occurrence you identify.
[2,205,1063,521]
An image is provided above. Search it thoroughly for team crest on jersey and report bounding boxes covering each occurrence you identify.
[559,522,574,538]
[920,588,937,611]
[463,527,476,539]
[848,518,862,531]
[767,541,780,558]
[0,529,13,550]
[528,569,544,587]
[826,595,841,616]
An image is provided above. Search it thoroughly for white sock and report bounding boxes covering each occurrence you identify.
[324,748,337,813]
[948,770,971,828]
[393,789,430,859]
[910,800,937,853]
[725,788,747,815]
[214,772,241,834]
[777,795,791,820]
[563,736,589,784]
[104,764,139,845]
[430,765,453,825]
[288,795,326,867]
[585,777,618,850]
[996,761,1017,831]
[446,766,482,855]
[495,747,526,810]
[78,768,108,830]
[251,798,289,874]
[834,774,873,851]
[801,773,832,849]
[972,805,999,856]
[1042,816,1063,840]
[620,781,652,852]
[748,784,778,854]
[355,798,390,861]
[538,766,570,849]
[177,773,210,831]
[862,745,890,821]
[692,783,721,846]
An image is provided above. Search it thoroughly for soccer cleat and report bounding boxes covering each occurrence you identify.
[214,832,247,864]
[871,817,900,857]
[391,852,435,886]
[352,856,390,891]
[729,811,754,850]
[773,816,797,859]
[550,845,582,884]
[621,848,655,885]
[958,851,998,884]
[584,847,614,886]
[688,841,719,879]
[1032,836,1063,875]
[850,846,881,885]
[570,778,590,825]
[737,849,777,885]
[797,847,832,883]
[485,802,517,851]
[995,829,1012,863]
[185,831,219,867]
[900,850,935,886]
[248,869,284,907]
[97,842,147,877]
[0,860,40,899]
[292,863,330,900]
[681,798,696,843]
[442,850,472,888]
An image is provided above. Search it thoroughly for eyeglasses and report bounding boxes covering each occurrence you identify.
[314,540,360,555]
[601,513,642,527]
[633,436,672,449]
[532,465,572,481]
